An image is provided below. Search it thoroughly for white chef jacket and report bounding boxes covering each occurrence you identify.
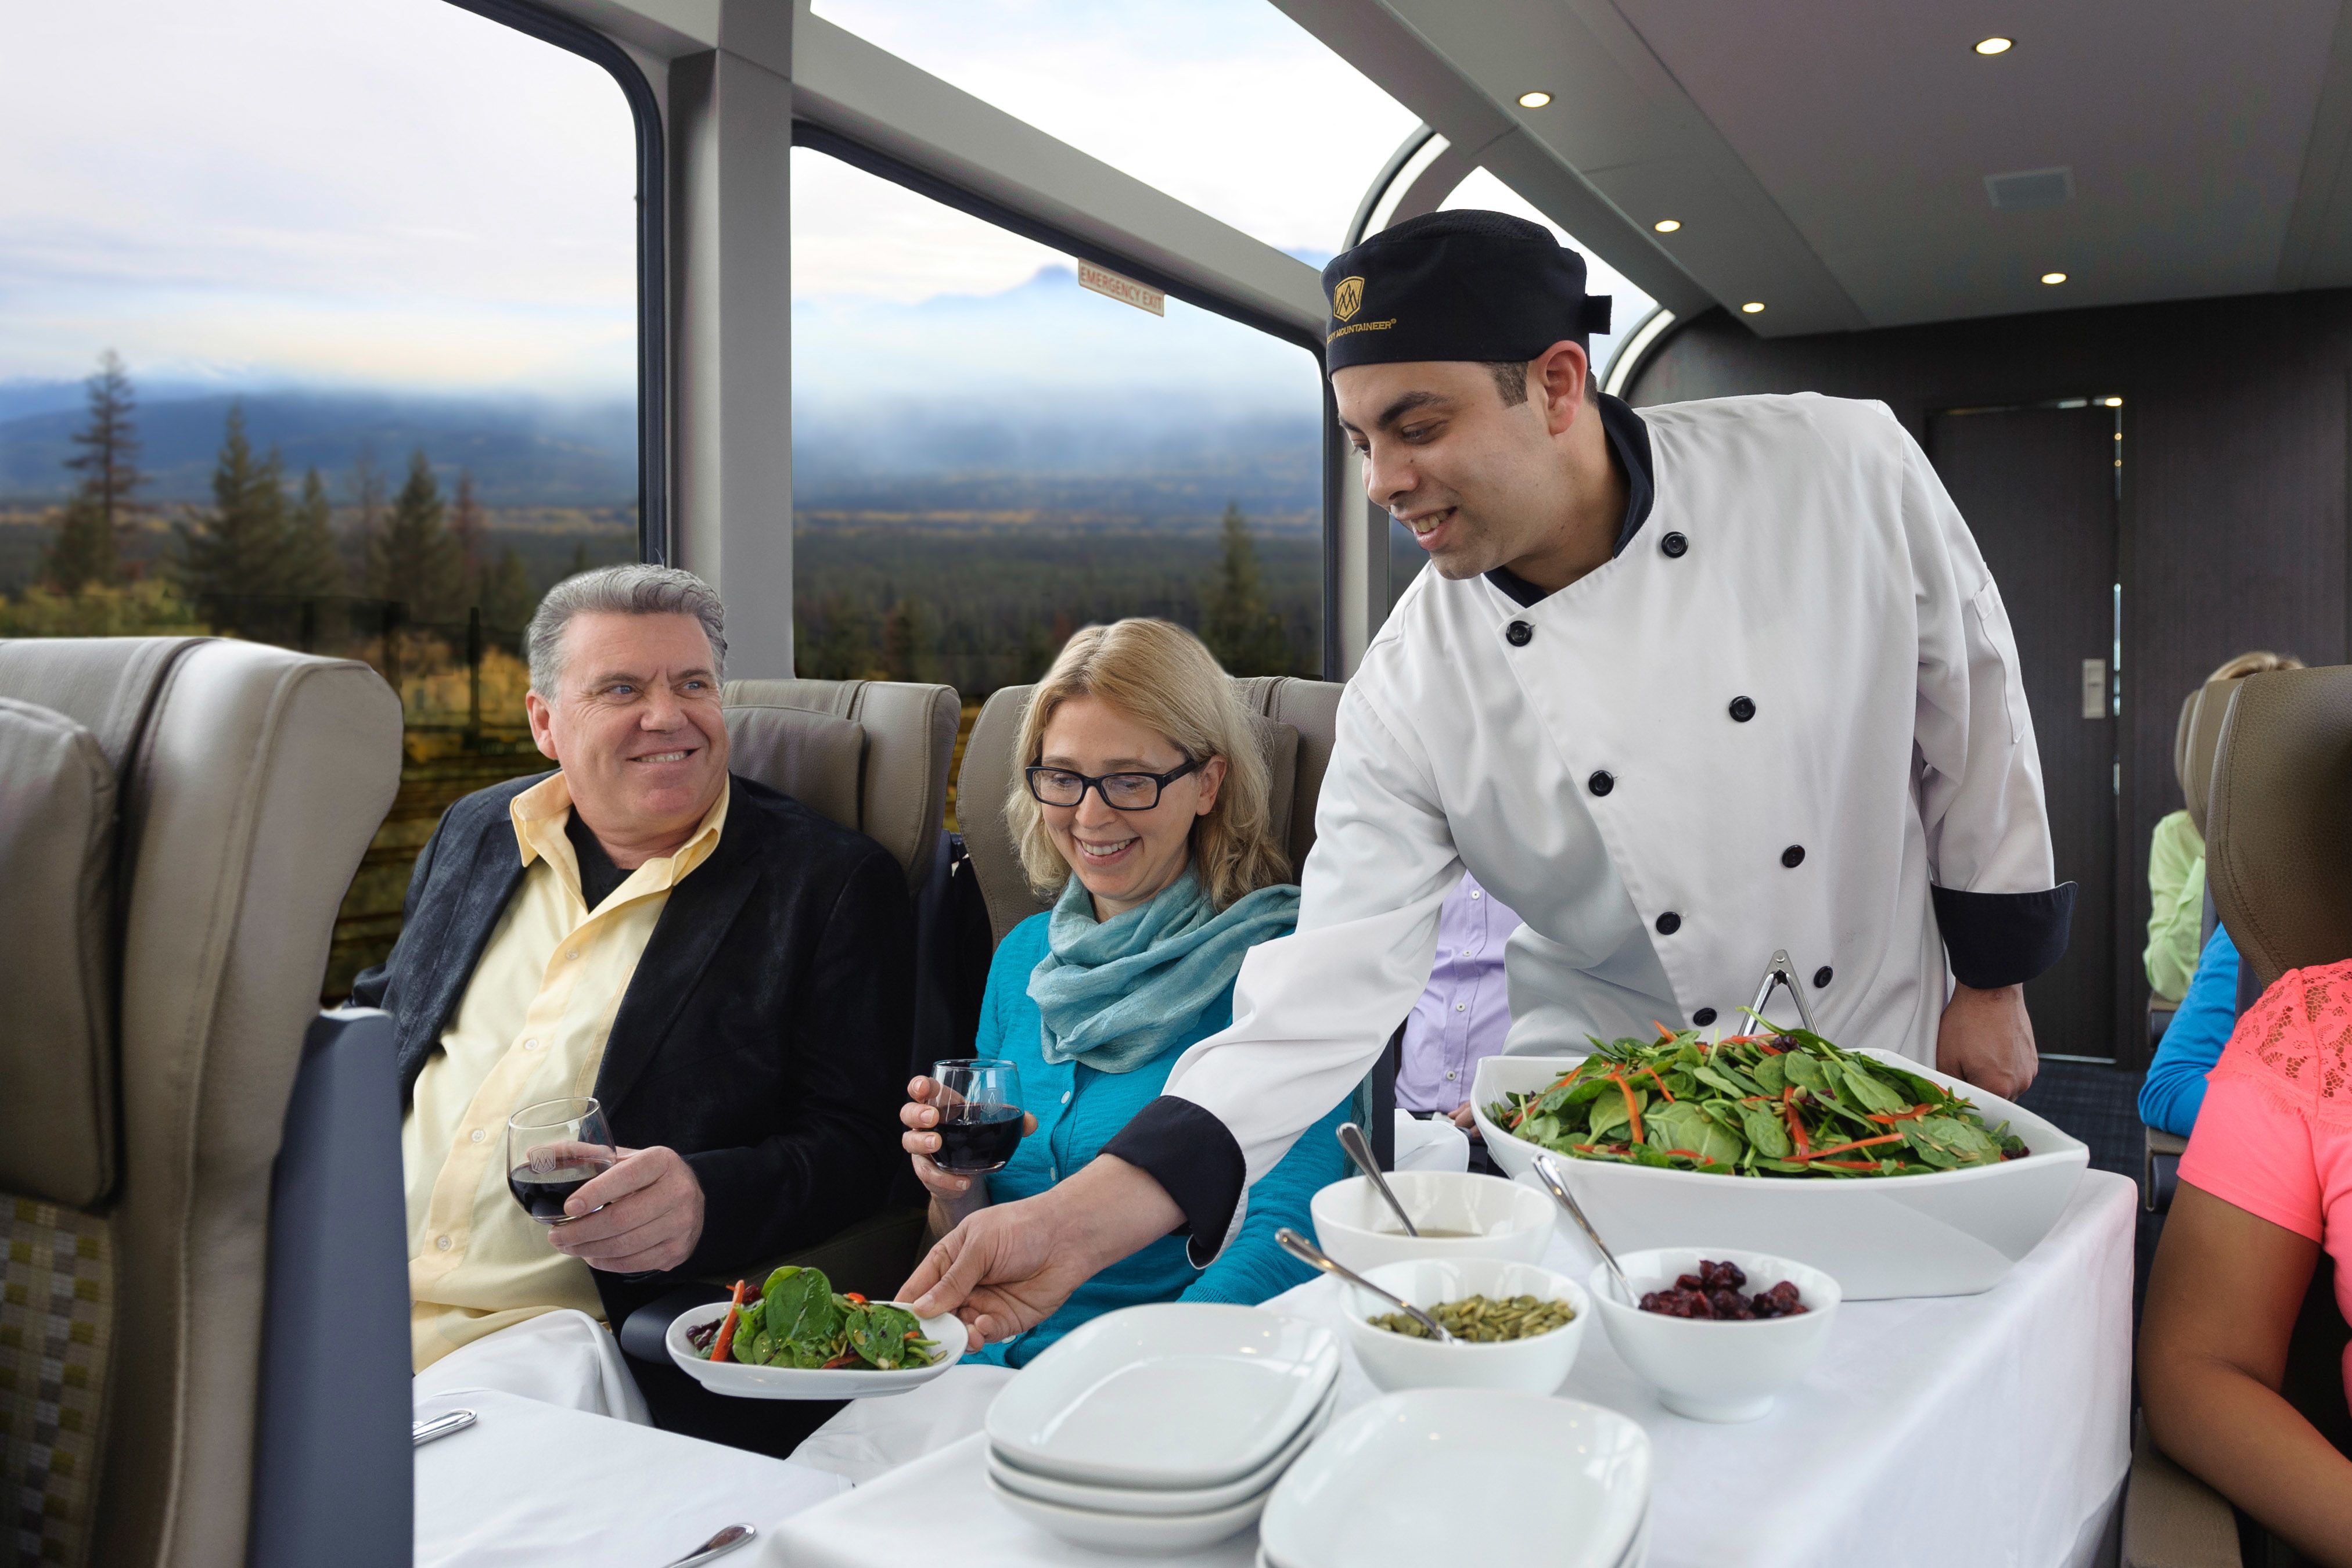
[1163,392,2056,1191]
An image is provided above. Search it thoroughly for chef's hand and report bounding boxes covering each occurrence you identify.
[1935,983,2038,1101]
[901,1155,1182,1350]
[549,1146,704,1273]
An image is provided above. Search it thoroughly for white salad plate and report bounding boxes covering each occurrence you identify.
[664,1298,964,1398]
[985,1472,1268,1554]
[986,1303,1340,1489]
[1259,1388,1650,1568]
[986,1380,1337,1515]
[1473,1048,2089,1299]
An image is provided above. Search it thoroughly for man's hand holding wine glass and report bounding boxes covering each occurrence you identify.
[544,1146,706,1274]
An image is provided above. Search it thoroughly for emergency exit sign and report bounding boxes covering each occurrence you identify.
[1079,260,1165,316]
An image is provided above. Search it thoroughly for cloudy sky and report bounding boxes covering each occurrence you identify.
[1,0,1652,409]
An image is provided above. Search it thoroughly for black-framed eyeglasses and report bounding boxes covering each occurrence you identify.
[1025,759,1200,811]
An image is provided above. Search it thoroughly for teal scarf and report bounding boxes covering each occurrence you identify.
[1028,868,1300,1074]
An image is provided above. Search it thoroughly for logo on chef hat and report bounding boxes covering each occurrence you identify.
[1332,276,1365,323]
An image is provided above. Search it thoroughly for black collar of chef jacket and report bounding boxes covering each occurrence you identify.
[1483,393,1653,609]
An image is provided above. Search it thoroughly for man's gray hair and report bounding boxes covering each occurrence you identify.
[525,563,729,695]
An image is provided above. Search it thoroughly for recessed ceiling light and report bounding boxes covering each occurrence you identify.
[1653,219,1682,233]
[2041,271,2067,285]
[2103,397,2123,407]
[1740,301,1765,314]
[1975,37,2013,55]
[1517,91,1552,108]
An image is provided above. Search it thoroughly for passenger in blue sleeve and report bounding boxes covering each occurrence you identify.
[898,619,1347,1363]
[2139,927,2242,1137]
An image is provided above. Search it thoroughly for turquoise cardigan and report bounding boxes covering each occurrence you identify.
[966,910,1349,1368]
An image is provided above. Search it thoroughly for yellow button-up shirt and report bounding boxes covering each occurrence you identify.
[402,772,729,1371]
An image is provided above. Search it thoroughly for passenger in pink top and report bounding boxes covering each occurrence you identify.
[2141,958,2352,1563]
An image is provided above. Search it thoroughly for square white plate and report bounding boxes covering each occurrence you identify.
[665,1299,965,1398]
[1259,1389,1649,1568]
[986,1304,1339,1489]
[986,1380,1337,1515]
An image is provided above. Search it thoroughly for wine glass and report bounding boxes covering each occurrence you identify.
[506,1096,618,1225]
[930,1058,1024,1175]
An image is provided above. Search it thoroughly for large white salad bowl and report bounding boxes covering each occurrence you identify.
[1472,1048,2088,1299]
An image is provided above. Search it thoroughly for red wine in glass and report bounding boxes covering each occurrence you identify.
[932,1058,1023,1175]
[506,1096,618,1225]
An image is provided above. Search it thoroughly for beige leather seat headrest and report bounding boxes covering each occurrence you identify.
[722,678,958,892]
[2181,675,2242,837]
[2205,666,2352,992]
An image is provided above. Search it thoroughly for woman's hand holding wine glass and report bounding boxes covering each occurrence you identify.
[903,1061,1033,1237]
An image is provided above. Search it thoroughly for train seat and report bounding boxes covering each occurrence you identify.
[721,676,959,893]
[2124,663,2352,1566]
[0,636,404,1568]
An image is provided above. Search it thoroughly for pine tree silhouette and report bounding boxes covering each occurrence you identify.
[177,403,289,630]
[1200,502,1293,675]
[368,448,463,621]
[46,350,148,591]
[280,467,347,598]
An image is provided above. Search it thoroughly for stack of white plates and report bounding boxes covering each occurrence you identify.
[983,1304,1341,1554]
[1258,1389,1651,1568]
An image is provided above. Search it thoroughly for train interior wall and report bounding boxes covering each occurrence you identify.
[1624,290,2352,1184]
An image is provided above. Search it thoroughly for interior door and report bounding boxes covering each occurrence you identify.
[1926,405,2120,1059]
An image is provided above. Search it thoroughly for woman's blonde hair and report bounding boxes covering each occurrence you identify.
[2207,649,2304,683]
[1007,619,1289,911]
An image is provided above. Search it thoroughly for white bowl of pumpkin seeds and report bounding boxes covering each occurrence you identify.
[1342,1256,1590,1397]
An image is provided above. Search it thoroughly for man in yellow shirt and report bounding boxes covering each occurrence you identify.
[354,564,912,1449]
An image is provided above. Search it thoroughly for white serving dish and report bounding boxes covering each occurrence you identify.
[1308,1170,1556,1275]
[1260,1387,1649,1568]
[1265,1519,1648,1568]
[1343,1257,1589,1396]
[1589,1247,1840,1422]
[986,1471,1267,1553]
[984,1380,1337,1515]
[664,1298,963,1399]
[986,1303,1339,1490]
[1472,1049,2088,1299]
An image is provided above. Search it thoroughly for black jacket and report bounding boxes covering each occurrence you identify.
[353,770,912,1328]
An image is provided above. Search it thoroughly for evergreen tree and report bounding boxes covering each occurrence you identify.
[368,448,463,621]
[1199,502,1292,676]
[450,469,486,596]
[280,466,346,598]
[881,596,936,682]
[479,547,539,635]
[346,443,387,585]
[45,350,148,591]
[178,404,289,628]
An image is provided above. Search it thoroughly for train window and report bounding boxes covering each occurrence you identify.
[0,0,650,995]
[810,0,1417,258]
[1384,167,1661,613]
[792,145,1326,818]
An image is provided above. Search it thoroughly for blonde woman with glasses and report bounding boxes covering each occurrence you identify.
[898,619,1347,1365]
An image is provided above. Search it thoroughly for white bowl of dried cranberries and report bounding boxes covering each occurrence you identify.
[1589,1246,1841,1422]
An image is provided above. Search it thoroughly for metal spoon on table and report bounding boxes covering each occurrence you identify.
[1530,1153,1638,1306]
[1274,1227,1456,1343]
[1335,1121,1418,1238]
[656,1523,756,1568]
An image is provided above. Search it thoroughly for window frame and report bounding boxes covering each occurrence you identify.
[442,0,671,564]
[790,120,1339,676]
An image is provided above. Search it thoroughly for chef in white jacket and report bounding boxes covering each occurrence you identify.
[907,211,2071,1346]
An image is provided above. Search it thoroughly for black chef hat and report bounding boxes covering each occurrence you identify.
[1320,210,1612,372]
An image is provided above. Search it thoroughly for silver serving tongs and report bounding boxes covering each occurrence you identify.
[1745,948,1821,1037]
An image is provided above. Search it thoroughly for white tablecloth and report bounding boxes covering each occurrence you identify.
[771,1169,2137,1568]
[413,1389,850,1568]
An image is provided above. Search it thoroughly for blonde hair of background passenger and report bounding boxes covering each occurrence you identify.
[1008,619,1289,912]
[2207,650,2304,682]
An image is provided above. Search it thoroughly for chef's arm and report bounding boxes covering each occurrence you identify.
[1901,426,2076,987]
[1105,686,1463,1263]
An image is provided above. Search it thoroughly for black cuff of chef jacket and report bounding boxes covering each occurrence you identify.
[1930,883,2077,990]
[1101,1096,1247,1269]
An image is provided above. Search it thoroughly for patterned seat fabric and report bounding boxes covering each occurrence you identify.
[1,1202,112,1568]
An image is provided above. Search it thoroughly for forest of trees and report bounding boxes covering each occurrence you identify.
[11,352,551,643]
[7,351,1321,695]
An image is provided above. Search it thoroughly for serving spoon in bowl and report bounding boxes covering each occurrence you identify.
[1335,1121,1419,1238]
[1531,1153,1637,1306]
[1275,1227,1456,1343]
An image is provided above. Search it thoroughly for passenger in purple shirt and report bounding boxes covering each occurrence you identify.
[1396,873,1523,1132]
